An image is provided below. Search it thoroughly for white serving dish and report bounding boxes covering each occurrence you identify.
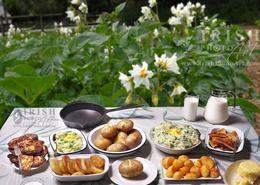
[161,158,222,181]
[88,124,146,158]
[205,125,244,155]
[109,156,158,185]
[224,160,246,185]
[50,154,109,182]
[49,128,87,155]
[149,124,201,155]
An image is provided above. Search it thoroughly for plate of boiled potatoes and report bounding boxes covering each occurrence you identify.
[161,155,221,181]
[88,119,146,158]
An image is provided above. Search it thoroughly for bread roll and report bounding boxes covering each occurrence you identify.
[117,119,134,132]
[119,159,143,178]
[100,124,118,138]
[106,143,129,152]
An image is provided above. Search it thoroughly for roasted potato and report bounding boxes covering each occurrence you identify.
[194,159,202,168]
[184,172,197,179]
[178,155,189,162]
[179,166,190,175]
[184,159,194,168]
[172,159,184,171]
[162,156,175,169]
[200,165,210,177]
[124,130,142,149]
[190,166,201,178]
[173,171,184,179]
[166,165,175,178]
[114,131,128,144]
[210,167,219,178]
[200,156,215,169]
[94,135,112,150]
[90,155,105,168]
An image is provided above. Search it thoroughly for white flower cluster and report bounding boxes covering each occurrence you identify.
[66,0,88,23]
[54,22,73,36]
[119,53,184,95]
[7,24,21,38]
[138,6,153,23]
[148,0,157,8]
[168,2,205,27]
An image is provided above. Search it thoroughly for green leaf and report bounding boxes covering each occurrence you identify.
[2,47,42,62]
[74,95,105,106]
[228,97,260,113]
[115,2,126,15]
[0,75,57,105]
[5,64,37,77]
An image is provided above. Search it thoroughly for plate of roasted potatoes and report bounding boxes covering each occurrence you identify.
[49,154,109,181]
[161,155,221,180]
[88,119,146,158]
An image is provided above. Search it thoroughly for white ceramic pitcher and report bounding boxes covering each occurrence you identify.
[204,90,235,124]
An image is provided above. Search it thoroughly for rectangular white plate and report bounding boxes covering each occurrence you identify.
[161,158,222,181]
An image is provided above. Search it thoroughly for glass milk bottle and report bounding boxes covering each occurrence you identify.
[183,96,199,121]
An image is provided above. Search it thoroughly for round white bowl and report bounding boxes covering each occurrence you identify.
[88,124,146,158]
[149,125,201,155]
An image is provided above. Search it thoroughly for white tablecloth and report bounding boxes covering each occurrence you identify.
[0,107,259,185]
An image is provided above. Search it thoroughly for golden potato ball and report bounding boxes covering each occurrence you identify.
[172,159,184,171]
[178,155,189,162]
[190,166,201,178]
[114,131,128,143]
[184,159,194,168]
[210,167,219,178]
[200,156,215,169]
[173,171,184,179]
[184,172,197,179]
[200,165,210,177]
[106,142,129,152]
[117,119,134,132]
[179,166,190,175]
[94,136,112,150]
[162,156,175,169]
[124,130,142,149]
[100,124,118,138]
[166,165,176,178]
[194,159,202,168]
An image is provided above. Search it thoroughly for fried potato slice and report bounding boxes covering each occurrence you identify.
[90,155,105,169]
[50,159,63,175]
[67,159,77,174]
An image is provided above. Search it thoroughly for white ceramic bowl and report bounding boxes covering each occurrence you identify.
[49,128,87,155]
[88,124,146,158]
[149,125,201,155]
[205,125,244,155]
[50,154,109,182]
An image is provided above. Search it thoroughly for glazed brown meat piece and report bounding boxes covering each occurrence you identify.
[32,155,46,167]
[18,140,44,155]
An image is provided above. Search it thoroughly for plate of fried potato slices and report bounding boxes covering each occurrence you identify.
[161,155,221,180]
[49,154,109,181]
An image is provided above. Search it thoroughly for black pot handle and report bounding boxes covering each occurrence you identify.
[105,104,143,113]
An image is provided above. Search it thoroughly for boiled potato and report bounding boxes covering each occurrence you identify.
[100,124,118,138]
[173,171,184,179]
[90,155,105,169]
[114,131,128,144]
[178,155,189,162]
[184,172,197,179]
[162,156,175,169]
[94,135,112,150]
[200,165,210,177]
[172,159,184,171]
[190,166,201,178]
[179,166,190,175]
[166,165,176,178]
[117,119,134,132]
[125,130,141,149]
[107,142,129,152]
[210,167,219,178]
[184,159,194,168]
[200,156,215,169]
[50,159,63,175]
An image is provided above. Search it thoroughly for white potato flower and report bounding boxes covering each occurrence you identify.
[119,72,133,92]
[141,6,152,20]
[168,16,181,25]
[5,40,11,48]
[79,2,88,14]
[59,27,73,36]
[171,84,186,96]
[154,53,180,74]
[71,0,80,5]
[74,15,81,23]
[148,0,157,8]
[129,62,153,89]
[196,2,201,8]
[66,10,76,22]
[153,28,159,38]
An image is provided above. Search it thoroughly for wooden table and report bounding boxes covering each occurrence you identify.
[0,107,259,185]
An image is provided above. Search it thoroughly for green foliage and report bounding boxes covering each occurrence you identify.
[0,2,258,128]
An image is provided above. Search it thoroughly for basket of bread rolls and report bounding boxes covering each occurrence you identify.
[88,119,146,158]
